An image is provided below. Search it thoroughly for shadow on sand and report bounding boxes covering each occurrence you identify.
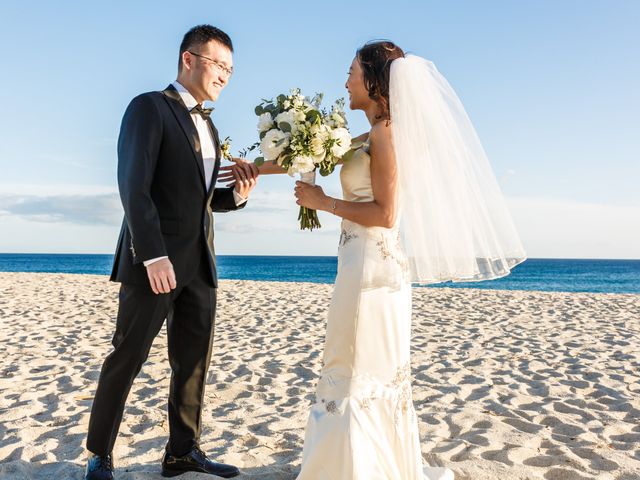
[0,459,299,479]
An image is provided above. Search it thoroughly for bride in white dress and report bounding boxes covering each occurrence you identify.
[234,40,526,480]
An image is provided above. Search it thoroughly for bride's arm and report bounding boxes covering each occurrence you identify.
[254,160,287,175]
[295,122,397,228]
[219,131,370,182]
[217,158,287,187]
[238,132,367,173]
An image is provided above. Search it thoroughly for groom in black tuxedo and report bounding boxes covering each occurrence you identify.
[84,25,258,480]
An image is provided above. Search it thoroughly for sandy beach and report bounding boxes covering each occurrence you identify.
[0,272,638,479]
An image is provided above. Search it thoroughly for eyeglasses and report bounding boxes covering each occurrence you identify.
[188,51,234,78]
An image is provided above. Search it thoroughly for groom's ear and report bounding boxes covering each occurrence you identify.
[179,51,193,73]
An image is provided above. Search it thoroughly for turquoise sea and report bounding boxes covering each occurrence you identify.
[0,254,639,294]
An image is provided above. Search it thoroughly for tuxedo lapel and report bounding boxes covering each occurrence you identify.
[207,117,222,198]
[162,85,207,191]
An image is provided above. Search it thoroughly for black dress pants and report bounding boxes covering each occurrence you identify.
[86,259,216,457]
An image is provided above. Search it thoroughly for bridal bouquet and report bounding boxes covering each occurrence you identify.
[243,89,351,230]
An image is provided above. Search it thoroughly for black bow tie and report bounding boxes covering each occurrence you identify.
[191,103,213,119]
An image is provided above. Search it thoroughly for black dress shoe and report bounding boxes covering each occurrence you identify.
[84,452,114,480]
[161,446,240,478]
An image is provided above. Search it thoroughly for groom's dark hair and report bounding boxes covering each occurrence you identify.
[179,25,233,71]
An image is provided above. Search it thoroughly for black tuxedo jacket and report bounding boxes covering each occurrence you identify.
[110,84,244,289]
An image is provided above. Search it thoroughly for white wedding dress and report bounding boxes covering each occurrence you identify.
[297,139,454,480]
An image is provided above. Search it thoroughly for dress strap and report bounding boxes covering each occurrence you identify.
[362,135,371,154]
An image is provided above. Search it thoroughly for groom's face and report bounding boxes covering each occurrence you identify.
[181,40,233,103]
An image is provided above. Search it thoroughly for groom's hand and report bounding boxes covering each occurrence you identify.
[233,170,257,199]
[145,258,177,294]
[218,157,259,188]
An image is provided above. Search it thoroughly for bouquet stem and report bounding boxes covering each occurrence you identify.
[298,206,321,230]
[298,171,321,230]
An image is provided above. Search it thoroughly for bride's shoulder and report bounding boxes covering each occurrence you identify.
[352,132,370,143]
[369,121,393,151]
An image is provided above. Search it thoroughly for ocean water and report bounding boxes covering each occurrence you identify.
[0,254,639,294]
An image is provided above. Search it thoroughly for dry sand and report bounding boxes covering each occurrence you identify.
[0,272,639,479]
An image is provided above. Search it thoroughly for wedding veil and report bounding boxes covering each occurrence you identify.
[390,55,526,284]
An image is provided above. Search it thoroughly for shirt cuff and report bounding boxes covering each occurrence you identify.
[143,256,168,267]
[233,189,248,206]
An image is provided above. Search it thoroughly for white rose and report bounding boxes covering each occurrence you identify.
[310,135,326,162]
[294,109,306,122]
[311,123,329,137]
[275,110,298,133]
[288,155,315,176]
[260,129,289,161]
[330,127,352,158]
[310,125,329,158]
[257,112,274,133]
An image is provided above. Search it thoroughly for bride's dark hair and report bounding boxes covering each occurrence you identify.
[356,40,405,120]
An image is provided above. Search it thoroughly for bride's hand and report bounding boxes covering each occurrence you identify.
[294,181,329,210]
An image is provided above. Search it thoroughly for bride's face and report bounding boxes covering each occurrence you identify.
[345,57,369,111]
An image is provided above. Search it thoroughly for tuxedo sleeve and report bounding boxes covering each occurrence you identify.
[211,187,247,212]
[117,94,167,264]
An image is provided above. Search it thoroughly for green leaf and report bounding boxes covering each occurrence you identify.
[278,122,292,133]
[279,153,291,166]
[259,131,267,140]
[306,110,320,123]
[311,93,324,108]
[277,94,286,104]
[275,138,286,147]
[255,105,265,116]
[254,157,265,166]
[238,143,259,158]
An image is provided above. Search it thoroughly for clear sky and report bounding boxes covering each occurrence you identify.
[0,0,638,258]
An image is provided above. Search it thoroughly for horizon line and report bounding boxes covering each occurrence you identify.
[0,252,639,262]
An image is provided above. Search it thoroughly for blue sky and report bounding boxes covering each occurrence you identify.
[0,0,638,258]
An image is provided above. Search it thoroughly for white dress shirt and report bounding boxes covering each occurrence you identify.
[143,81,246,267]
